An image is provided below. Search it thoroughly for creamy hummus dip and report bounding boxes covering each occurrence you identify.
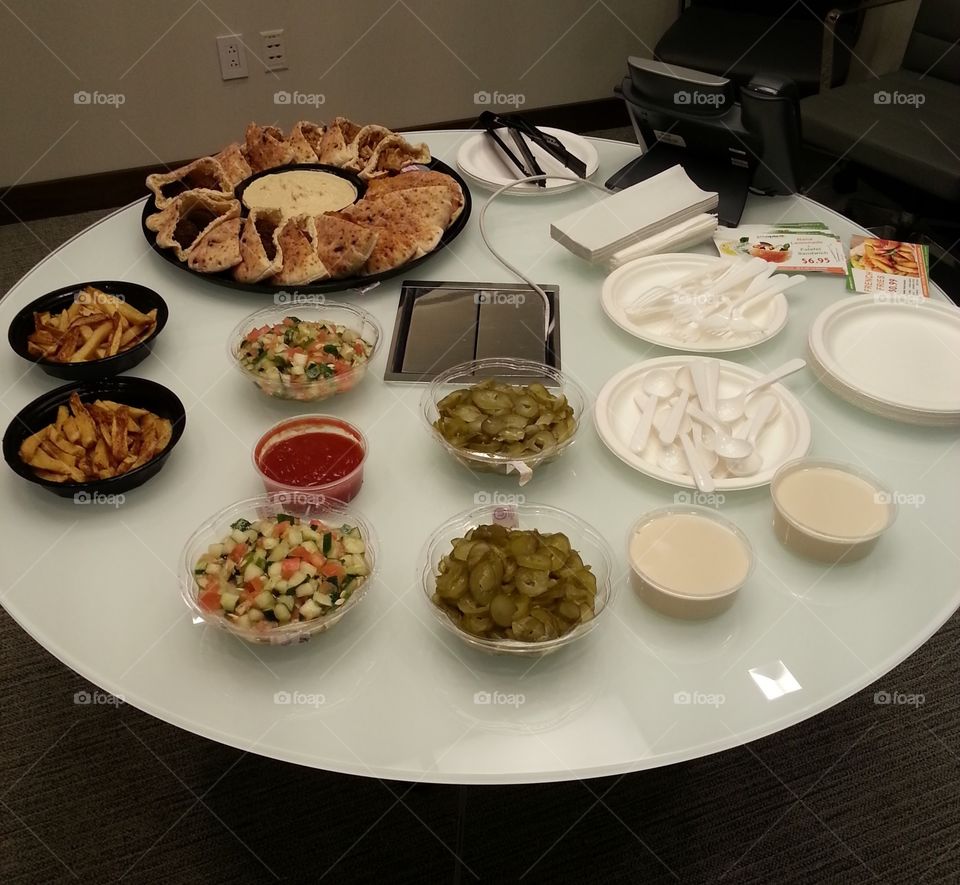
[242,170,357,216]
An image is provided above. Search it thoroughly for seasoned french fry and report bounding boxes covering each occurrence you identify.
[20,392,172,483]
[26,288,156,363]
[69,322,112,362]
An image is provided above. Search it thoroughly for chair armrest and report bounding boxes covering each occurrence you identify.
[819,0,913,93]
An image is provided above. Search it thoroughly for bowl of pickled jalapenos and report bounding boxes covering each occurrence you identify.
[420,503,614,655]
[422,358,586,481]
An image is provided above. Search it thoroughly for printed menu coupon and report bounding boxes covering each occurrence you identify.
[714,223,847,274]
[846,236,930,298]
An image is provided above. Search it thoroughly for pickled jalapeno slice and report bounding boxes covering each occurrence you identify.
[433,380,576,459]
[430,526,598,643]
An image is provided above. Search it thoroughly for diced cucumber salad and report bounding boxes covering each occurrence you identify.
[193,513,369,632]
[238,317,372,400]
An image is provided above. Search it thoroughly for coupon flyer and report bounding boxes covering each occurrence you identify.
[846,236,930,298]
[714,222,847,274]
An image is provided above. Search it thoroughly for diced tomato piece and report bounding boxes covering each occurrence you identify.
[288,545,311,558]
[199,588,221,612]
[333,359,351,375]
[306,552,326,570]
[230,543,247,561]
[275,520,290,537]
[281,557,302,579]
[353,340,366,354]
[320,561,346,579]
[245,576,264,594]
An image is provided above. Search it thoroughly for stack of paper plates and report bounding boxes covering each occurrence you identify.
[808,297,960,426]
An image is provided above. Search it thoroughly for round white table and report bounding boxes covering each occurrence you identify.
[2,132,958,784]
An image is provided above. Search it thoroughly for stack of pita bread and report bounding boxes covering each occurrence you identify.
[144,118,466,284]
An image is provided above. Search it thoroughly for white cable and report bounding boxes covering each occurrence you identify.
[477,173,614,338]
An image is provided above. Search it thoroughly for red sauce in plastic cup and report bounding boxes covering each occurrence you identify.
[252,415,367,508]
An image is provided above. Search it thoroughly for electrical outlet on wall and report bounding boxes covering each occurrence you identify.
[217,35,248,80]
[260,29,287,71]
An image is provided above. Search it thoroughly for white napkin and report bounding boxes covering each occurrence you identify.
[605,214,719,270]
[550,165,718,261]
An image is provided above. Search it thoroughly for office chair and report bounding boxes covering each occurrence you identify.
[655,0,864,98]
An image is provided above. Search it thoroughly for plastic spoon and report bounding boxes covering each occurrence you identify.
[686,404,753,460]
[705,360,720,416]
[679,429,715,492]
[690,361,716,416]
[675,365,696,396]
[726,395,779,476]
[744,391,781,423]
[630,370,677,451]
[657,389,690,446]
[715,358,806,423]
[629,392,655,454]
[656,411,695,472]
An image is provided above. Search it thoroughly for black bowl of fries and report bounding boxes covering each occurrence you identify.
[7,281,168,381]
[2,376,186,497]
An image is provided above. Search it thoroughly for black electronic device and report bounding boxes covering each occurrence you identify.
[607,58,801,225]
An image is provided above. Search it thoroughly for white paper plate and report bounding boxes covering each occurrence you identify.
[601,254,789,353]
[456,127,600,195]
[809,298,960,416]
[594,356,812,491]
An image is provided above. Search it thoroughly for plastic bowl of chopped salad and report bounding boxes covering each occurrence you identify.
[228,299,381,402]
[181,493,377,645]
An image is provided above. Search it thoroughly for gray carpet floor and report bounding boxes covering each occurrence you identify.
[2,203,960,884]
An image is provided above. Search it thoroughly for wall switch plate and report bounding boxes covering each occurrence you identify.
[260,28,287,71]
[217,35,248,80]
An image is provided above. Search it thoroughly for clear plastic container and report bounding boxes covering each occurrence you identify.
[421,358,586,483]
[181,494,377,646]
[419,502,615,656]
[771,458,898,563]
[252,415,367,507]
[228,298,381,402]
[627,506,754,619]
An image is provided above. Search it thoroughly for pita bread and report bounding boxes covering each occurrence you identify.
[345,125,392,171]
[312,215,379,278]
[244,123,295,173]
[151,192,240,260]
[187,217,242,272]
[213,142,252,190]
[364,170,465,220]
[271,216,330,285]
[359,134,431,179]
[360,225,422,275]
[233,209,285,283]
[343,187,456,238]
[146,157,232,208]
[317,117,363,166]
[298,121,326,157]
[287,121,322,163]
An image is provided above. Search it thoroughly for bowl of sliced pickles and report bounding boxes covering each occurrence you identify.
[422,358,586,481]
[420,503,615,655]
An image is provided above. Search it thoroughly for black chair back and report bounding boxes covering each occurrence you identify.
[903,0,960,83]
[688,0,841,18]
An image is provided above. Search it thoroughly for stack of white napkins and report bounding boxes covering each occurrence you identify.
[605,213,718,270]
[550,165,719,264]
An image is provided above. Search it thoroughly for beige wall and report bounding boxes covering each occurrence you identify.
[0,0,678,186]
